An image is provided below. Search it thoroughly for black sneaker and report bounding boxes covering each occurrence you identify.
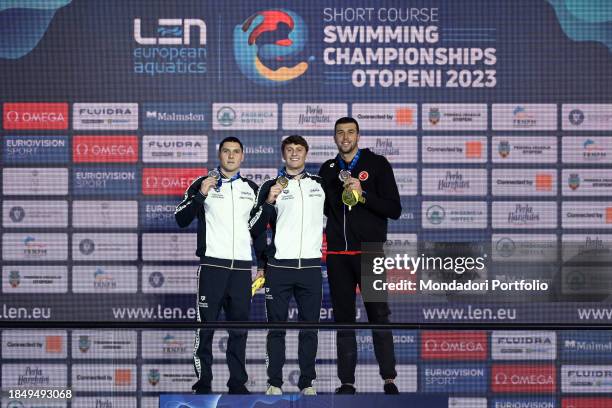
[335,384,356,394]
[384,382,399,394]
[192,387,212,394]
[228,384,251,394]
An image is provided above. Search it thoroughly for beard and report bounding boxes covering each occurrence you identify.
[337,142,357,155]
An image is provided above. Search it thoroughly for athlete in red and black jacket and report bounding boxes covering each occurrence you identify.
[318,117,402,395]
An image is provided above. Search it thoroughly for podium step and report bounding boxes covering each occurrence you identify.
[159,394,452,407]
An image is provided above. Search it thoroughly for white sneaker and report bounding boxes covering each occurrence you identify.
[265,385,283,395]
[301,386,317,396]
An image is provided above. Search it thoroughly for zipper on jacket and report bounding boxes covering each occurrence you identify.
[298,178,304,268]
[230,182,235,269]
[343,204,348,251]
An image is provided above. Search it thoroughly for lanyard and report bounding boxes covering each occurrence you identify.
[278,167,305,179]
[216,166,240,190]
[336,149,361,174]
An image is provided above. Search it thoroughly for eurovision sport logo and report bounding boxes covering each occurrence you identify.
[234,9,312,86]
[3,135,69,164]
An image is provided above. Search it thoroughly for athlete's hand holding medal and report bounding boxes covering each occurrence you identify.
[337,149,365,211]
[200,168,221,196]
[339,170,365,211]
[265,179,285,205]
[266,174,289,205]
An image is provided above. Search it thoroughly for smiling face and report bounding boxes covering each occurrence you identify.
[334,122,360,157]
[218,141,244,175]
[282,143,307,173]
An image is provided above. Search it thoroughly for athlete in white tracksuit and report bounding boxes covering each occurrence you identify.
[175,137,265,394]
[249,135,325,394]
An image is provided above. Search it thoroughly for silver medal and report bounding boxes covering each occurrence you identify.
[338,170,351,182]
[208,169,221,192]
[208,169,221,180]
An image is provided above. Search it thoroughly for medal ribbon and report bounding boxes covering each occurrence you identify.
[336,149,361,175]
[216,166,241,190]
[278,167,306,179]
[337,150,362,210]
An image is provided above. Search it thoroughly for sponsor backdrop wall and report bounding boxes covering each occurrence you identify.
[1,0,612,405]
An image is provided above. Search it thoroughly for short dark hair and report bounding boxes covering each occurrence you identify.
[282,135,309,152]
[334,117,359,133]
[218,136,243,152]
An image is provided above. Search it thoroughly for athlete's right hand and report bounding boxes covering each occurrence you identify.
[265,183,283,204]
[200,177,217,196]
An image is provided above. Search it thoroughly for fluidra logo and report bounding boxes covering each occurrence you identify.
[148,141,203,148]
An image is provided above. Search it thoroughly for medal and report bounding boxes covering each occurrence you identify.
[342,187,362,211]
[208,169,220,181]
[338,169,351,183]
[277,166,304,190]
[277,176,289,189]
[208,168,221,191]
[336,150,363,208]
[208,167,240,192]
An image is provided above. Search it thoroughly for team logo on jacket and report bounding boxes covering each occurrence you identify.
[359,171,369,181]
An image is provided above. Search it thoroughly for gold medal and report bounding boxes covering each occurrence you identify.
[342,188,359,210]
[342,188,365,210]
[277,176,289,189]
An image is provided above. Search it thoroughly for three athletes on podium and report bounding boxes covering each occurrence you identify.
[176,118,401,395]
